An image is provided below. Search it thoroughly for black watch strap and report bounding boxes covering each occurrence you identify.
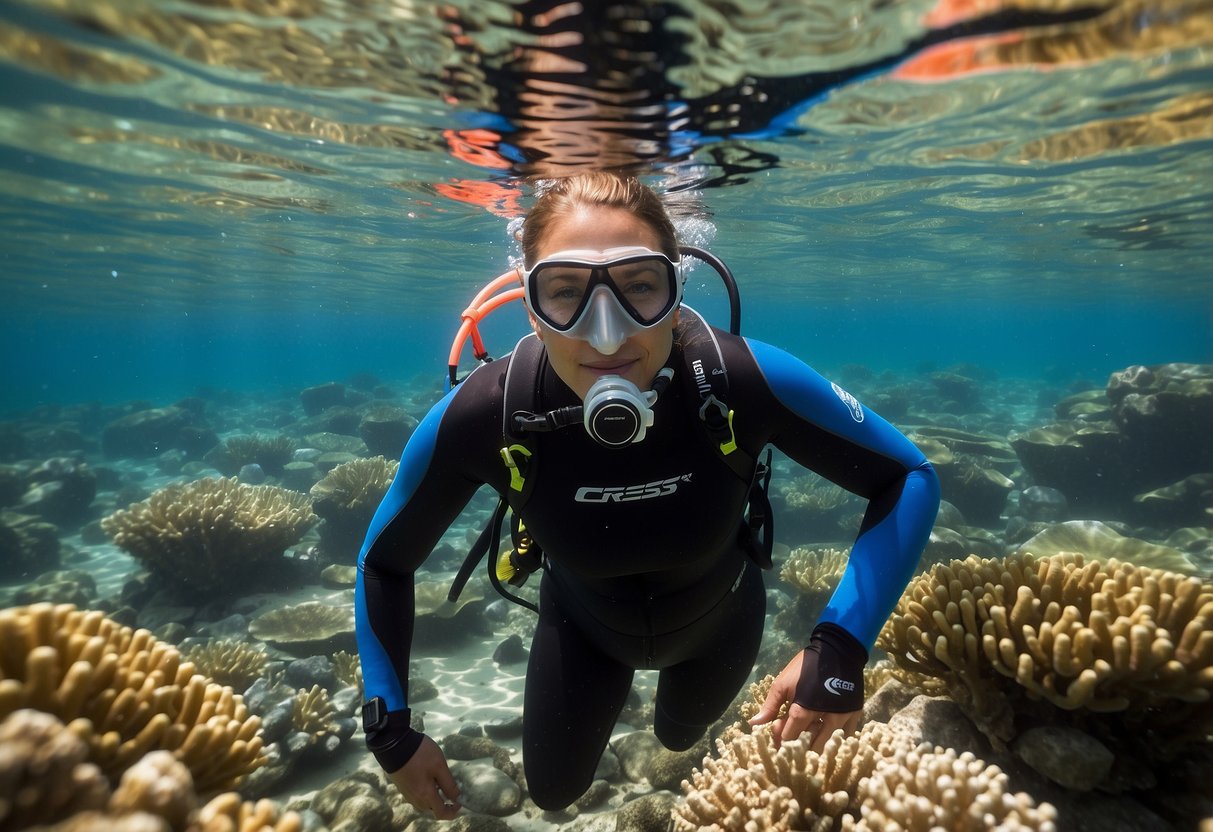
[362,698,423,773]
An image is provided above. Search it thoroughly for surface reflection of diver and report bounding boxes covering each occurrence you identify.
[437,0,1115,204]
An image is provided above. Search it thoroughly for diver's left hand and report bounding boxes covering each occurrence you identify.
[748,650,862,753]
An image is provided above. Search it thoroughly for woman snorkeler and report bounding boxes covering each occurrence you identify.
[355,171,940,817]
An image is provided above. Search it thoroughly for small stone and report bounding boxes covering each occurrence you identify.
[613,731,664,783]
[452,761,521,817]
[238,463,266,484]
[285,655,338,691]
[492,634,528,666]
[281,461,321,492]
[1013,724,1114,791]
[1020,485,1068,522]
[484,716,524,740]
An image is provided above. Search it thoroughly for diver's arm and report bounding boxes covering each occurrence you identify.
[742,338,939,747]
[355,385,481,779]
[743,336,940,646]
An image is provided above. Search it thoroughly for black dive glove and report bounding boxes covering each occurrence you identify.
[362,699,424,773]
[793,622,868,713]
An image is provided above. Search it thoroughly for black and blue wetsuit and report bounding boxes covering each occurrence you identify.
[356,321,939,809]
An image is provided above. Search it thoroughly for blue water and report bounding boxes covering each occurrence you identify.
[2,1,1211,421]
[3,295,1207,411]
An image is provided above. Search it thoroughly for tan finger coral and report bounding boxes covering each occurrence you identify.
[182,641,268,695]
[0,709,110,829]
[309,456,398,514]
[780,546,849,597]
[0,712,298,832]
[877,553,1213,745]
[672,723,1055,831]
[309,456,398,561]
[290,685,336,737]
[0,604,264,793]
[101,477,316,592]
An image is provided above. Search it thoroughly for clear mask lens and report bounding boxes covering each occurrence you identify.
[524,249,681,344]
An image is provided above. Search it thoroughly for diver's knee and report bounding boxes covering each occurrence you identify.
[526,776,591,812]
[654,708,707,751]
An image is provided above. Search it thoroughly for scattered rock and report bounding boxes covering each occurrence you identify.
[492,634,528,666]
[453,761,522,816]
[1012,725,1114,791]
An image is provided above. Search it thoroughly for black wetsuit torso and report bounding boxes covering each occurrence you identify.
[356,321,939,808]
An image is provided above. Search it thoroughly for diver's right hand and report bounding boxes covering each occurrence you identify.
[388,735,462,820]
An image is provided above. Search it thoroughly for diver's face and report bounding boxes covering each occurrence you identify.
[528,205,678,401]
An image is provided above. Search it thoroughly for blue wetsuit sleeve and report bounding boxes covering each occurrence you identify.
[355,385,471,712]
[744,338,940,648]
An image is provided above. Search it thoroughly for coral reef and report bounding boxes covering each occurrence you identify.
[1012,363,1213,521]
[308,456,398,562]
[247,601,356,657]
[1019,520,1195,574]
[358,405,417,460]
[0,509,61,582]
[0,713,300,832]
[910,427,1017,528]
[0,708,110,829]
[101,477,316,593]
[290,684,337,737]
[774,547,848,641]
[331,650,363,693]
[182,640,269,694]
[877,553,1213,751]
[672,722,1056,831]
[772,476,862,543]
[205,435,297,477]
[0,603,264,792]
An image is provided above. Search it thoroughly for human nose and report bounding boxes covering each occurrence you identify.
[584,287,626,355]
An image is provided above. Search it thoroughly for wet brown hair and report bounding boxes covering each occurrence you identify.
[520,172,678,266]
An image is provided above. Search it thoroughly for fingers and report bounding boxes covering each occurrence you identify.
[747,687,785,728]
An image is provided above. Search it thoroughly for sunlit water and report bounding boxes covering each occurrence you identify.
[2,0,1211,411]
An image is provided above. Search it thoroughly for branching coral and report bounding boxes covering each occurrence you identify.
[309,456,398,515]
[290,685,336,737]
[877,553,1213,747]
[182,641,268,694]
[331,650,362,693]
[0,604,264,793]
[774,547,849,644]
[778,477,855,513]
[308,456,398,560]
[0,709,110,829]
[0,716,301,832]
[101,477,316,592]
[780,547,849,597]
[672,723,1056,831]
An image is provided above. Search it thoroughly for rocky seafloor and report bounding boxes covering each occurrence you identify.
[1,361,1210,831]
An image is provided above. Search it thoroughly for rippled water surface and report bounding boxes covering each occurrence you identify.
[1,0,1211,405]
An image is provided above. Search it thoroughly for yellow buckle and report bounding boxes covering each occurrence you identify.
[500,444,533,492]
[719,409,738,456]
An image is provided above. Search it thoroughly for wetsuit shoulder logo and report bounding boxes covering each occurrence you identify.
[830,382,864,423]
[824,676,855,695]
[574,473,692,504]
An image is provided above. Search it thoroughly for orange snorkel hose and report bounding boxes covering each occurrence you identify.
[448,268,524,388]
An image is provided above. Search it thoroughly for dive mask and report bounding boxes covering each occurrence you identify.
[522,246,683,355]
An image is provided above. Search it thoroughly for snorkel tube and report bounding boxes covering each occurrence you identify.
[447,269,524,388]
[678,244,741,337]
[447,245,740,388]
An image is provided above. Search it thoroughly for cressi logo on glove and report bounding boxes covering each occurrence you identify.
[794,622,867,712]
[823,676,856,696]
